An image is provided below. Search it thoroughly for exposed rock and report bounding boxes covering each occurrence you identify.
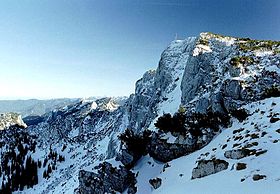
[127,70,158,133]
[116,149,136,168]
[252,174,266,181]
[106,134,118,159]
[149,178,162,189]
[270,116,280,123]
[181,52,213,104]
[76,162,136,194]
[0,112,27,130]
[235,163,247,170]
[192,159,229,179]
[195,97,210,114]
[255,149,267,157]
[210,92,227,114]
[148,133,200,162]
[229,65,243,77]
[222,79,242,100]
[224,149,251,159]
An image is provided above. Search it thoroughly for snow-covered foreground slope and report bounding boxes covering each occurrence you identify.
[135,97,280,194]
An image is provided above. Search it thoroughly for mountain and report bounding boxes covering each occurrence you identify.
[0,98,80,117]
[0,32,279,194]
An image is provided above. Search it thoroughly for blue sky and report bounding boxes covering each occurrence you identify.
[0,0,279,99]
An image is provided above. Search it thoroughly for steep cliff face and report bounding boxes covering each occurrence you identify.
[127,37,197,132]
[1,32,279,193]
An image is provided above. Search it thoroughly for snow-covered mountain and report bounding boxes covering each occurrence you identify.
[0,98,79,117]
[0,32,279,194]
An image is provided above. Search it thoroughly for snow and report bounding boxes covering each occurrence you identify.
[264,64,280,74]
[135,97,280,194]
[254,50,273,57]
[90,102,98,110]
[193,44,212,56]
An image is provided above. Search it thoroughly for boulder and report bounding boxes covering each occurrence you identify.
[75,162,136,194]
[224,149,251,159]
[148,133,199,162]
[235,163,247,170]
[252,174,266,181]
[192,159,229,179]
[149,178,162,189]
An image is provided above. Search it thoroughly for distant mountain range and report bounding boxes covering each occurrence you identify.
[0,98,79,117]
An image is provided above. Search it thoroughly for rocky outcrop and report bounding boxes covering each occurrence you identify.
[126,70,158,133]
[75,162,136,194]
[148,133,200,162]
[116,149,137,168]
[0,112,27,130]
[192,159,229,179]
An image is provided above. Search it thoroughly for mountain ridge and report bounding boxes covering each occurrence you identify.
[0,32,279,194]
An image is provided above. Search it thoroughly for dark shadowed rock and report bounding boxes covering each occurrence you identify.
[235,163,247,170]
[75,162,136,194]
[116,149,136,168]
[149,178,162,189]
[252,174,266,181]
[147,133,200,162]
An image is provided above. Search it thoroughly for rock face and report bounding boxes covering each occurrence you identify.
[127,37,197,132]
[192,159,229,179]
[148,133,200,162]
[76,162,136,194]
[0,112,27,130]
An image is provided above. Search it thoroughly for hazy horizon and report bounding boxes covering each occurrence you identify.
[1,0,280,100]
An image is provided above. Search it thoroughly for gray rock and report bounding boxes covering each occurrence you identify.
[148,133,200,162]
[192,159,229,179]
[229,66,242,77]
[224,149,251,159]
[195,97,210,114]
[116,149,135,168]
[223,97,244,113]
[76,162,136,194]
[181,53,213,104]
[222,79,242,100]
[210,92,226,114]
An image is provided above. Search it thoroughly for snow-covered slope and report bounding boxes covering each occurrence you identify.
[0,32,279,194]
[134,97,280,194]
